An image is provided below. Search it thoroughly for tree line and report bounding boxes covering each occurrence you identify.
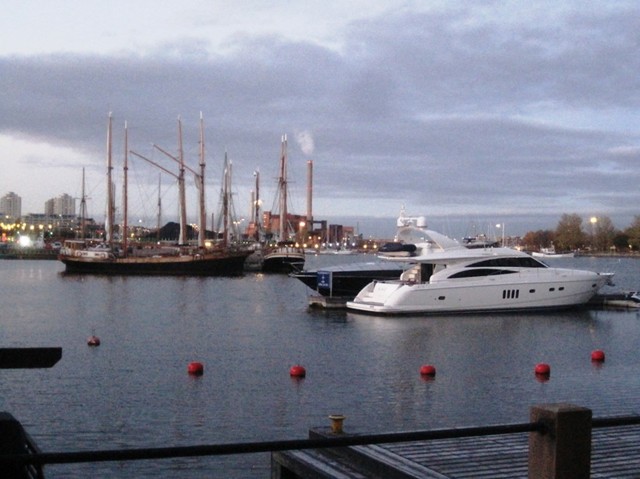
[521,214,640,253]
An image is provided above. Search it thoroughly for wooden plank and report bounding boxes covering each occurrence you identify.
[272,449,372,478]
[275,423,640,478]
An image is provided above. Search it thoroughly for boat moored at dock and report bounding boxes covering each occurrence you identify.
[346,214,614,315]
[58,114,251,276]
[261,135,305,273]
[291,260,407,298]
[59,240,251,276]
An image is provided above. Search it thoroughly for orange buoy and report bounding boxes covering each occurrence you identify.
[87,335,101,346]
[289,365,306,378]
[188,362,204,375]
[419,364,436,377]
[534,363,550,376]
[591,350,605,362]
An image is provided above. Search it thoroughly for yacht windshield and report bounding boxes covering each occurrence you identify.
[467,257,547,268]
[448,269,517,278]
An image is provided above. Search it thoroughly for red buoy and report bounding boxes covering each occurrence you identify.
[87,335,101,346]
[419,364,437,377]
[290,365,306,378]
[534,363,551,376]
[591,350,605,362]
[188,362,204,375]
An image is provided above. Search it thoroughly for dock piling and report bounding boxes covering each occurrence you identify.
[528,403,592,479]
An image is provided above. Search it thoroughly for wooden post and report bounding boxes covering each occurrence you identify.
[528,403,592,479]
[0,412,31,479]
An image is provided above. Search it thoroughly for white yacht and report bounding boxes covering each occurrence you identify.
[346,214,614,315]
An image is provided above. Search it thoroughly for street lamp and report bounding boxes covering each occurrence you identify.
[496,223,505,247]
[590,216,598,251]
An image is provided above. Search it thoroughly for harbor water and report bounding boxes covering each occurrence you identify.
[1,255,639,477]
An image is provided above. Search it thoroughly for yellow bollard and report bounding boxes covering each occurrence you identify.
[328,414,346,434]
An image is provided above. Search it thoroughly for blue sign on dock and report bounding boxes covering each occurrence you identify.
[317,271,332,290]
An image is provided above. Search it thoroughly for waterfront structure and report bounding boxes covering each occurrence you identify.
[45,193,76,216]
[0,191,21,219]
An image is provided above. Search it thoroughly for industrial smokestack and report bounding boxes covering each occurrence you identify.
[306,160,313,223]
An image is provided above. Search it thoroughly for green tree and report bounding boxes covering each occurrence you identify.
[613,232,630,251]
[592,216,616,252]
[522,230,554,251]
[624,215,640,251]
[554,214,585,251]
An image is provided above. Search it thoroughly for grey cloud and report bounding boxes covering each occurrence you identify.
[1,4,639,232]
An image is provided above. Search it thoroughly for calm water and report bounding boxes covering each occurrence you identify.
[1,254,639,478]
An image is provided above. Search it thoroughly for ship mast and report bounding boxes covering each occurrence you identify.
[122,121,129,255]
[156,174,162,242]
[129,150,183,242]
[222,153,231,246]
[134,117,205,247]
[79,168,87,238]
[105,113,114,247]
[278,135,288,241]
[253,169,261,241]
[197,112,206,248]
[177,117,187,245]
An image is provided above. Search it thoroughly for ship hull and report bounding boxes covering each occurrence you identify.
[59,251,251,276]
[261,254,305,273]
[261,245,305,273]
[292,262,405,297]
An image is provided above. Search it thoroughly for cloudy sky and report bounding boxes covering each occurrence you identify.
[1,1,639,238]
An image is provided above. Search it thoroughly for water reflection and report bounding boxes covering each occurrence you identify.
[1,257,639,478]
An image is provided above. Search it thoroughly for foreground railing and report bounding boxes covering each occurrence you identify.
[2,404,640,478]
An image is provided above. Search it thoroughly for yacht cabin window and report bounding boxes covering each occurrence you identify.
[467,257,546,268]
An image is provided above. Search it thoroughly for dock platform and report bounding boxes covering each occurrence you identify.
[308,295,351,309]
[273,420,640,478]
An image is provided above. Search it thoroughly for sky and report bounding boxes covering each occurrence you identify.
[1,1,639,239]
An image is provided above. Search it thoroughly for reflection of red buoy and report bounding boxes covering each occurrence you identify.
[188,362,204,375]
[290,365,306,378]
[534,363,550,376]
[419,364,437,377]
[591,350,605,362]
[87,335,101,346]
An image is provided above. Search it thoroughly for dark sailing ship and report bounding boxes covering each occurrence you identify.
[59,114,252,275]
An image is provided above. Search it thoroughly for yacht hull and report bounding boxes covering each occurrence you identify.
[347,271,612,315]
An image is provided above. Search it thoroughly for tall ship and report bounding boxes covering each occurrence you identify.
[261,135,305,273]
[347,212,614,315]
[59,114,252,276]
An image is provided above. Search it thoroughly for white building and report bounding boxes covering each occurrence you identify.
[45,193,76,216]
[0,191,22,219]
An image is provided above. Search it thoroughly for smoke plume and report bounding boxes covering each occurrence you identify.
[295,130,314,156]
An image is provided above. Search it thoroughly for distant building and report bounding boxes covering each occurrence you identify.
[259,210,355,248]
[262,211,308,241]
[45,193,76,216]
[0,191,22,219]
[21,213,83,239]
